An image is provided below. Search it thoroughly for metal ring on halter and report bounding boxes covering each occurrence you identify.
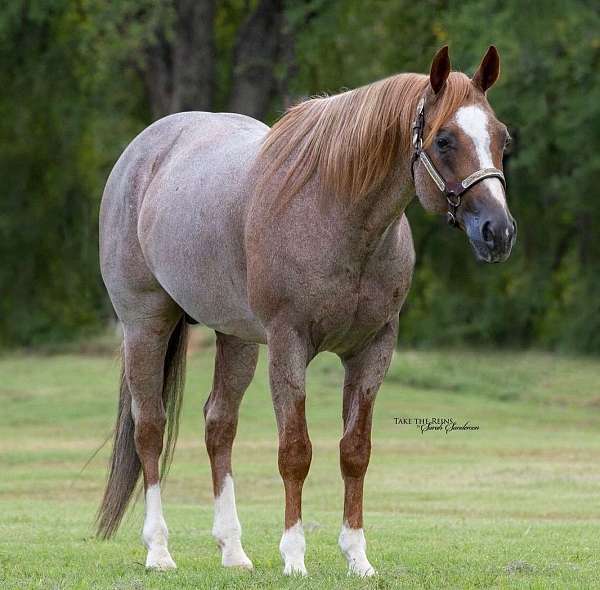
[445,192,461,227]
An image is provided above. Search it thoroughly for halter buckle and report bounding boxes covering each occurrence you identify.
[411,98,425,150]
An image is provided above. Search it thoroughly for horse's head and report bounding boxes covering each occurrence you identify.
[413,46,516,263]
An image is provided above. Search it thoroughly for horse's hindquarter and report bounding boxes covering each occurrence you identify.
[104,112,268,341]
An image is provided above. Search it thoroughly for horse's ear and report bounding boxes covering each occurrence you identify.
[429,45,451,94]
[472,45,500,93]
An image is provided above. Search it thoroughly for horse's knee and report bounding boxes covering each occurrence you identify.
[278,433,312,481]
[340,432,371,479]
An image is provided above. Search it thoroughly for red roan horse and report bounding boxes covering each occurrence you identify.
[98,46,515,576]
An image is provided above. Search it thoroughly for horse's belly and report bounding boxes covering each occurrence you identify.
[146,230,267,342]
[176,250,266,342]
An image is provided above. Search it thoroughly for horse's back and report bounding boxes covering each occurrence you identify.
[100,112,269,340]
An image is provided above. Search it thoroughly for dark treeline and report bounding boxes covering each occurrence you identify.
[1,0,599,351]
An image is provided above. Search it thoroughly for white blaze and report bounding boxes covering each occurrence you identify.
[213,474,253,568]
[339,523,376,577]
[455,105,506,207]
[143,484,176,569]
[280,520,307,576]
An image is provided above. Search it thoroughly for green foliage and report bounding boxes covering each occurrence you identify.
[1,0,599,351]
[0,1,165,345]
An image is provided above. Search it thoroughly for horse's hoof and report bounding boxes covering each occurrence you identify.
[225,560,253,570]
[146,548,177,571]
[283,561,308,576]
[220,540,254,570]
[348,562,376,577]
[222,553,254,570]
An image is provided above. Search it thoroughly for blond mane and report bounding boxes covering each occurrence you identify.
[258,72,477,204]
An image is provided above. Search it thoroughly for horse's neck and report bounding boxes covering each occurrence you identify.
[339,164,414,261]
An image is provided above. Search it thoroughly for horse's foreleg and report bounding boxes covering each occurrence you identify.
[268,326,311,576]
[204,332,258,569]
[123,316,180,570]
[338,319,398,577]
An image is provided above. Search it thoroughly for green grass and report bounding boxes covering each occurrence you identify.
[1,329,600,589]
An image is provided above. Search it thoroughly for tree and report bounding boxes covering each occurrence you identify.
[143,0,293,121]
[2,0,599,352]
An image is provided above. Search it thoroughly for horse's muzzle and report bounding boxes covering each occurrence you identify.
[464,211,517,263]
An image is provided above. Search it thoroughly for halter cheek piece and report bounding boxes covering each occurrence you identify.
[410,97,506,228]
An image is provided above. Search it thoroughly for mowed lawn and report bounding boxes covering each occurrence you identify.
[1,329,600,589]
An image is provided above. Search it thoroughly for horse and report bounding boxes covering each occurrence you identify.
[97,45,516,576]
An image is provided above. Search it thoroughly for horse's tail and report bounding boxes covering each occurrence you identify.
[96,316,189,539]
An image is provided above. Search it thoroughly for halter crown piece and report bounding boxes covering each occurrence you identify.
[410,97,506,227]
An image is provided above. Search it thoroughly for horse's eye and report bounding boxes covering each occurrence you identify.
[436,136,450,152]
[504,133,512,150]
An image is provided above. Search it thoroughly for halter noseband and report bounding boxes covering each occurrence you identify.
[410,97,506,227]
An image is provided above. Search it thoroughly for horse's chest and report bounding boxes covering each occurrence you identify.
[247,213,415,354]
[314,262,410,354]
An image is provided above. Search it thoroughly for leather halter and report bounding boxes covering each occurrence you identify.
[410,97,506,227]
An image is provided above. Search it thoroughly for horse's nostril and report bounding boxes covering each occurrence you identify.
[481,221,494,245]
[511,219,517,236]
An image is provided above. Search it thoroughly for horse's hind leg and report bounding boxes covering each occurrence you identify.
[204,332,258,569]
[123,305,183,570]
[338,319,397,577]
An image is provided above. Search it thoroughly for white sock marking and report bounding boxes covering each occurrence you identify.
[280,520,307,576]
[213,474,253,569]
[143,484,176,570]
[339,523,375,577]
[455,105,506,207]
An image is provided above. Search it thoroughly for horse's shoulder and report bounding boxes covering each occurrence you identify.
[375,214,415,269]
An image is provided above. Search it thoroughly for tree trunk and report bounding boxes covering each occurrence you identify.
[227,0,286,120]
[145,0,215,119]
[142,0,300,122]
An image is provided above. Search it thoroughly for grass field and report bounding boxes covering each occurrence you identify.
[1,328,600,589]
